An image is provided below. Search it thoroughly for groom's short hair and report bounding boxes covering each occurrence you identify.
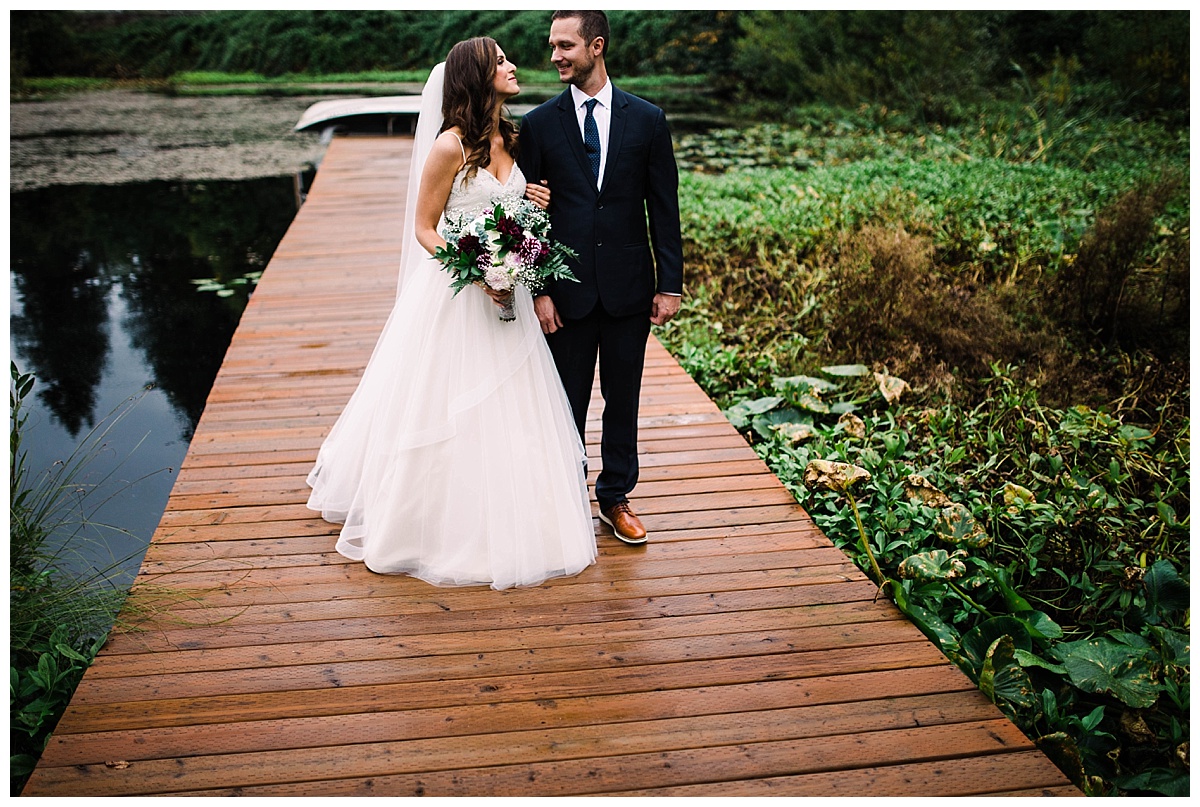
[552,10,610,57]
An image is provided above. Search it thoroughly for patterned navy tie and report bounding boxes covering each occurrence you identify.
[583,98,601,181]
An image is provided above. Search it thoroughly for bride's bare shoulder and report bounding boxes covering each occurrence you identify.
[426,130,467,171]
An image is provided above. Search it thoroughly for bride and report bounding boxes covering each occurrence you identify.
[306,37,597,589]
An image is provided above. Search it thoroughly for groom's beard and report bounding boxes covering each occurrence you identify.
[558,56,596,88]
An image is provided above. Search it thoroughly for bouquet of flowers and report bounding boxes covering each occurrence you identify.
[435,195,578,321]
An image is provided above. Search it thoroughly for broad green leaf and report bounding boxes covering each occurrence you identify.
[885,581,964,663]
[790,391,831,413]
[1146,626,1189,667]
[935,502,992,549]
[1111,767,1191,797]
[751,408,810,441]
[898,549,966,583]
[740,396,786,415]
[772,374,840,393]
[1058,638,1160,708]
[961,616,1032,673]
[1036,732,1088,791]
[979,635,1038,712]
[771,421,818,443]
[1142,559,1189,620]
[821,363,871,377]
[724,396,783,429]
[975,562,1032,612]
[1011,609,1063,641]
[1014,648,1067,674]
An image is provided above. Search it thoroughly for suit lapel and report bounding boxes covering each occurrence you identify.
[599,87,629,198]
[555,89,597,195]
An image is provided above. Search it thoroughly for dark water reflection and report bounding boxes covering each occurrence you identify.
[10,177,298,582]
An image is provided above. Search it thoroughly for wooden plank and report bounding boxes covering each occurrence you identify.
[23,136,1077,797]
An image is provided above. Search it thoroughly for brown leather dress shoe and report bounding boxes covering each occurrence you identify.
[600,502,648,545]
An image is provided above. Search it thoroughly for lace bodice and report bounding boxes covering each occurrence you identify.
[445,164,527,218]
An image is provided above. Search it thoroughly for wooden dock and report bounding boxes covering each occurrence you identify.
[23,137,1079,797]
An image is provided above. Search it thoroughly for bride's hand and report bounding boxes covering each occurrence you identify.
[525,180,550,210]
[480,283,512,306]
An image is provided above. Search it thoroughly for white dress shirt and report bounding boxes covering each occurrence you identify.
[570,81,612,190]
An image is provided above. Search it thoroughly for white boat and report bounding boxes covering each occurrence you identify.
[294,96,424,136]
[295,96,535,137]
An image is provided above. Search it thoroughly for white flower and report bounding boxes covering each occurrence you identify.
[485,266,514,291]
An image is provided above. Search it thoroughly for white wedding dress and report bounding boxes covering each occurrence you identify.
[305,159,597,589]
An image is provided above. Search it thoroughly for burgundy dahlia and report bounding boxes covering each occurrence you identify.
[496,216,523,238]
[457,234,483,255]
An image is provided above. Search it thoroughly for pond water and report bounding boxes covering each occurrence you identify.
[10,177,300,585]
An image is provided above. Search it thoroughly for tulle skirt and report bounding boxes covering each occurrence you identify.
[306,254,597,590]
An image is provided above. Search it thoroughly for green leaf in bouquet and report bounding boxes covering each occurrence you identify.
[1057,638,1159,708]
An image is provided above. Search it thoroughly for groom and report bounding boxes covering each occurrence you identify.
[518,10,684,545]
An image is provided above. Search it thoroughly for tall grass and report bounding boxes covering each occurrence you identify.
[9,363,155,793]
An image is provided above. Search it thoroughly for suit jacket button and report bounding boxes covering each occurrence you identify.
[597,204,604,209]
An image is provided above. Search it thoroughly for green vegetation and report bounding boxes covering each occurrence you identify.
[660,83,1187,796]
[9,364,146,793]
[11,8,1188,796]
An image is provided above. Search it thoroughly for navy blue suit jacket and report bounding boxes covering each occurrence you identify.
[518,86,684,320]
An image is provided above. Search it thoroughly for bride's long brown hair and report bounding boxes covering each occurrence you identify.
[442,37,518,182]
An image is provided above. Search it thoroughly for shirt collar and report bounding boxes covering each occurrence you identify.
[570,80,612,111]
